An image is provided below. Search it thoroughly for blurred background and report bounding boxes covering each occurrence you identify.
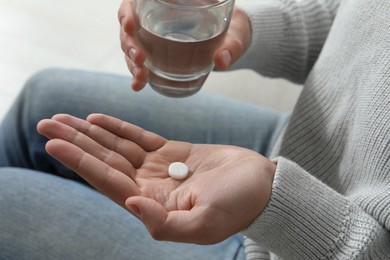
[0,0,302,122]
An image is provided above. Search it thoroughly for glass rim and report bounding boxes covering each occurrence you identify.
[151,0,233,9]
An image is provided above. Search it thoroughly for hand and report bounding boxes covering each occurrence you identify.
[118,0,148,91]
[118,0,252,91]
[37,114,274,244]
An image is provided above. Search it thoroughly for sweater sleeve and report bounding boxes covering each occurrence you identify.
[232,0,341,84]
[241,157,390,259]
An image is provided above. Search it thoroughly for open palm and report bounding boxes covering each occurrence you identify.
[37,113,275,244]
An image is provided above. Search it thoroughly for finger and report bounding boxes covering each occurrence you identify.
[46,139,140,207]
[131,78,148,92]
[125,55,149,81]
[126,197,226,244]
[118,0,148,88]
[214,8,251,70]
[86,114,167,152]
[51,114,147,169]
[124,55,149,91]
[118,0,146,66]
[118,0,136,35]
[37,118,136,177]
[120,30,146,65]
[125,56,148,91]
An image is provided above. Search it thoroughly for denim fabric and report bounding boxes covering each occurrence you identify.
[0,69,288,260]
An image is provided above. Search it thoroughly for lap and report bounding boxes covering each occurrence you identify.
[0,167,245,260]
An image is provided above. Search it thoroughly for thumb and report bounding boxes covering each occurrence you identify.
[125,196,216,244]
[214,8,251,70]
[125,196,167,223]
[125,196,169,239]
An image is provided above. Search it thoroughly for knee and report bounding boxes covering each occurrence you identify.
[18,68,87,116]
[22,68,69,96]
[0,167,30,190]
[7,69,76,131]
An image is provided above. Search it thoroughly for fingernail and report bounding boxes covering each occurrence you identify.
[131,66,139,77]
[120,16,126,28]
[128,48,136,60]
[221,49,231,67]
[127,203,141,218]
[131,205,141,216]
[131,66,141,78]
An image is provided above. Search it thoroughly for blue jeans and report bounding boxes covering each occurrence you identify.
[0,69,288,260]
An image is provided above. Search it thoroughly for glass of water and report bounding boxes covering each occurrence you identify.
[132,0,235,97]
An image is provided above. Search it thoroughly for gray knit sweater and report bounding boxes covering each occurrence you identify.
[233,0,390,259]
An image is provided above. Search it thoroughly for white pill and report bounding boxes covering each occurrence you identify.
[168,162,189,180]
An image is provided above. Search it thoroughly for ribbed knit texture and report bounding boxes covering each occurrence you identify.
[234,0,390,259]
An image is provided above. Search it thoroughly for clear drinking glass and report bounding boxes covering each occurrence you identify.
[132,0,235,97]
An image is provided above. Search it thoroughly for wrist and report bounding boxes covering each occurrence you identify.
[247,157,277,226]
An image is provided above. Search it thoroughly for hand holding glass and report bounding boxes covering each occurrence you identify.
[132,0,235,97]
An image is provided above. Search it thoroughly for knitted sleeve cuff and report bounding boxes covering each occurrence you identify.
[241,157,386,259]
